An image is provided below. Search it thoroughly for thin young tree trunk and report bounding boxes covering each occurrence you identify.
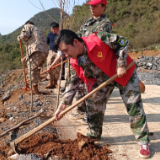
[56,54,63,109]
[26,45,33,112]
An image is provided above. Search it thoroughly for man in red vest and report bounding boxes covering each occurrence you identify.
[53,30,150,159]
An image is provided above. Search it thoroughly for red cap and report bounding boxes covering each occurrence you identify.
[86,0,107,5]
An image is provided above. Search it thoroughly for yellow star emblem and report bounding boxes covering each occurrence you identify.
[97,51,103,57]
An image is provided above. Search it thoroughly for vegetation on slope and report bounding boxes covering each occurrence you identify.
[1,0,160,74]
[72,0,160,48]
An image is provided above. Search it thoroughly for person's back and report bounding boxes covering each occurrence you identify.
[19,24,48,55]
[46,31,57,51]
[17,21,49,94]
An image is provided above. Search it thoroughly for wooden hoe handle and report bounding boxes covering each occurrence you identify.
[19,41,28,88]
[40,59,68,75]
[26,59,68,82]
[10,61,136,147]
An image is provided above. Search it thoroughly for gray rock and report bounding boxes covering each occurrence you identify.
[34,118,43,127]
[12,85,18,91]
[2,90,10,102]
[146,62,152,67]
[9,117,14,121]
[152,66,157,70]
[5,85,12,91]
[13,106,17,111]
[18,94,23,101]
[33,102,41,107]
[17,154,44,160]
[35,98,39,102]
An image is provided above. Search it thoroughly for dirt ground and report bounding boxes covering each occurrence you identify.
[128,50,160,60]
[15,132,112,160]
[0,50,160,159]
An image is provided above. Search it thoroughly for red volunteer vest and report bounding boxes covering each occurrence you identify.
[70,33,136,92]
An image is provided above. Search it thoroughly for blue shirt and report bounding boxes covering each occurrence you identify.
[46,32,57,51]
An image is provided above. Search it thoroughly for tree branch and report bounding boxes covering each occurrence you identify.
[0,109,44,138]
[39,0,59,23]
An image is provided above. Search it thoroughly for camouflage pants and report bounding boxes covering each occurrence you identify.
[47,50,61,81]
[27,51,47,85]
[74,81,86,113]
[84,70,150,145]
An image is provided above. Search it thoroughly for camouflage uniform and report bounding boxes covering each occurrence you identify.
[61,31,150,145]
[17,24,49,85]
[75,14,112,113]
[47,50,60,81]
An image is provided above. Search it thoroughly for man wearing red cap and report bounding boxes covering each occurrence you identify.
[68,0,113,123]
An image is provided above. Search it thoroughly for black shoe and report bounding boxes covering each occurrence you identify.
[61,77,65,80]
[60,87,66,92]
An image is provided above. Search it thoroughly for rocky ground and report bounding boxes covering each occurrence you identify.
[129,50,160,85]
[0,69,113,160]
[0,50,160,159]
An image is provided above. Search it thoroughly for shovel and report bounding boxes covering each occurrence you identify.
[10,61,135,149]
[26,59,68,82]
[19,41,30,91]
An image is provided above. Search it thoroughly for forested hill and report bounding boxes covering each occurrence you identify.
[0,8,62,74]
[0,8,61,46]
[1,0,160,74]
[72,0,160,49]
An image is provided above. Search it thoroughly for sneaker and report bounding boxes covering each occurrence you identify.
[139,144,150,159]
[80,116,88,125]
[69,113,85,120]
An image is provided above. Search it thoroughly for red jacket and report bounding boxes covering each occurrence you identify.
[70,33,135,92]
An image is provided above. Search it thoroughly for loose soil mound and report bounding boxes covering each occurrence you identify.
[0,144,11,160]
[17,132,112,160]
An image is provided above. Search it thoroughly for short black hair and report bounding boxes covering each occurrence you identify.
[102,4,106,12]
[25,21,34,25]
[54,29,83,50]
[50,22,59,28]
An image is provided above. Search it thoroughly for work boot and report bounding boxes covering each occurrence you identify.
[139,144,150,159]
[45,80,54,89]
[32,85,40,94]
[54,79,59,88]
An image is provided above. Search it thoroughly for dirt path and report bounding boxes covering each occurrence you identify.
[74,86,160,160]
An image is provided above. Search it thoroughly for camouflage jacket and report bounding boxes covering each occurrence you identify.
[17,24,49,56]
[61,31,129,105]
[77,14,112,37]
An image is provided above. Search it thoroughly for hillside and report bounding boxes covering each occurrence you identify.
[1,0,160,74]
[0,8,62,74]
[0,8,61,46]
[72,0,160,49]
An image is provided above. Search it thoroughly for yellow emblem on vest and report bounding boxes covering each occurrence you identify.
[97,51,103,57]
